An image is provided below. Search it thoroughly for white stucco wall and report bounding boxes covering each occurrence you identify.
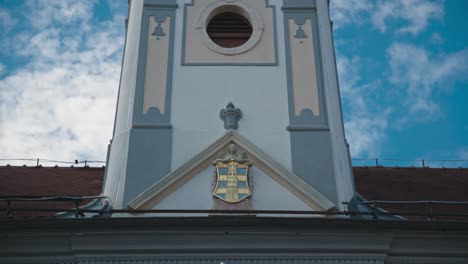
[316,0,355,209]
[170,0,292,172]
[105,0,354,210]
[113,0,142,136]
[103,0,144,208]
[154,165,313,211]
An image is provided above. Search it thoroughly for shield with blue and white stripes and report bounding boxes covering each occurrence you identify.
[213,160,251,203]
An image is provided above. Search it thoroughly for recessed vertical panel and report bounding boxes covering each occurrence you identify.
[133,6,176,125]
[288,18,319,117]
[143,16,170,115]
[283,7,326,128]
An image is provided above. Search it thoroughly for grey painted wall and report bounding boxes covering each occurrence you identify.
[103,0,144,208]
[290,131,337,205]
[315,0,355,207]
[123,128,173,205]
[104,0,177,208]
[283,0,338,205]
[124,1,177,205]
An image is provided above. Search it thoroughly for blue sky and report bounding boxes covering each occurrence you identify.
[0,0,466,167]
[331,0,468,167]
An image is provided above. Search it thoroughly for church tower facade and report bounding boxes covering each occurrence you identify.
[103,0,355,212]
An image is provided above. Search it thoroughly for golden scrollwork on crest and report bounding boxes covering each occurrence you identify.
[213,144,252,203]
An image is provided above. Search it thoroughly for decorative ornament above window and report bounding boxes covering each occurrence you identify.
[220,102,242,130]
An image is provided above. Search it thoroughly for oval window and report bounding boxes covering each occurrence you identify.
[206,12,253,48]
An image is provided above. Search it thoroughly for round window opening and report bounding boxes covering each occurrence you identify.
[206,12,253,48]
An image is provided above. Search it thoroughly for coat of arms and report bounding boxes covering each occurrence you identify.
[213,144,252,203]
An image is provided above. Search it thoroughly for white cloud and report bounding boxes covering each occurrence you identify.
[25,0,95,29]
[344,118,388,158]
[387,43,468,122]
[372,0,444,35]
[330,0,372,29]
[417,147,468,168]
[331,0,444,35]
[0,1,125,165]
[337,55,389,157]
[457,147,468,164]
[0,64,5,75]
[430,32,444,44]
[0,8,16,29]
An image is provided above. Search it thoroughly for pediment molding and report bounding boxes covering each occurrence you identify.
[128,131,335,210]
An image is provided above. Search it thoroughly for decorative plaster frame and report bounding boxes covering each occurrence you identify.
[133,4,177,125]
[181,0,278,66]
[195,0,264,55]
[282,4,328,130]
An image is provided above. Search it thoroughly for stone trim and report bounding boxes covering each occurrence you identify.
[196,0,264,55]
[181,0,278,66]
[128,131,335,210]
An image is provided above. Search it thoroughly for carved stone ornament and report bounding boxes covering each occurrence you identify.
[293,19,308,39]
[212,144,252,204]
[220,102,242,130]
[152,16,166,37]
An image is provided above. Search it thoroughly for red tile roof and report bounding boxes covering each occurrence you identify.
[0,166,104,196]
[353,167,468,201]
[1,166,467,220]
[0,166,104,218]
[353,167,468,220]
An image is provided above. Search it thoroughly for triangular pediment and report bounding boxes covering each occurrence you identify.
[128,131,335,211]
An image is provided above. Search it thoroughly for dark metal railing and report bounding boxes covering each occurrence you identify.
[1,158,467,168]
[343,200,468,220]
[1,196,468,220]
[352,158,468,168]
[0,158,106,167]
